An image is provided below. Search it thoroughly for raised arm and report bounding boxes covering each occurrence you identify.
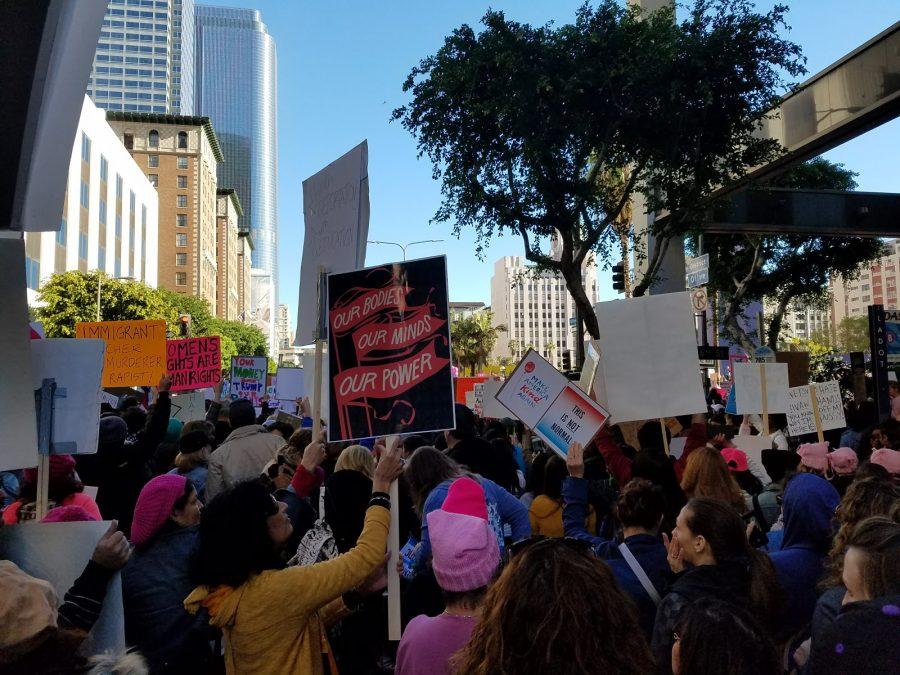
[594,426,632,487]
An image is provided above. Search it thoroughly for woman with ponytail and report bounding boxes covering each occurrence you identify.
[651,497,782,672]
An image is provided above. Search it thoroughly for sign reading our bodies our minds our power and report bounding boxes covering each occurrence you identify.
[327,255,455,442]
[497,349,610,457]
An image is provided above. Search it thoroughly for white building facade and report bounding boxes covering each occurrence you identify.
[25,96,158,304]
[764,298,831,343]
[490,255,599,369]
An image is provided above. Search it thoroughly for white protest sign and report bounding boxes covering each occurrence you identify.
[171,391,206,423]
[465,390,475,409]
[482,379,513,419]
[473,383,484,416]
[30,339,105,455]
[295,141,369,346]
[0,235,37,471]
[593,292,707,423]
[733,362,790,414]
[99,390,120,408]
[497,350,609,457]
[302,351,329,424]
[275,367,306,402]
[786,381,846,438]
[0,521,125,655]
[578,340,600,395]
[731,434,773,486]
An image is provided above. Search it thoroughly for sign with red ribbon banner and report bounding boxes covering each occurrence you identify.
[327,255,455,441]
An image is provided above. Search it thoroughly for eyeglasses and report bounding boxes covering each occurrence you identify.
[507,535,596,559]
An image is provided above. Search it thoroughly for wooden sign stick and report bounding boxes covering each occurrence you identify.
[388,478,402,641]
[809,384,825,443]
[312,265,326,438]
[660,418,670,456]
[760,363,770,436]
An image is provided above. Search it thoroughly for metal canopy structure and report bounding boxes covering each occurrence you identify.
[707,188,900,237]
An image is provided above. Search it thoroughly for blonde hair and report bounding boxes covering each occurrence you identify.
[334,444,375,478]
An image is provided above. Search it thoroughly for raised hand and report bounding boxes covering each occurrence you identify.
[566,441,585,478]
[92,520,132,570]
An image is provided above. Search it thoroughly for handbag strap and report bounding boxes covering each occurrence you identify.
[618,542,662,606]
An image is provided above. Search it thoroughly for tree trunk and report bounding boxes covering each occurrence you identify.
[562,263,601,339]
[766,295,791,350]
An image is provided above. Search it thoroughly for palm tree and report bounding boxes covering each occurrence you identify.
[451,311,507,375]
[545,341,556,367]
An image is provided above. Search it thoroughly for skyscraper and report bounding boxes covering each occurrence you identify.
[87,0,195,115]
[194,5,278,294]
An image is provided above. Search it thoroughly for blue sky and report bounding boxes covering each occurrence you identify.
[200,0,900,334]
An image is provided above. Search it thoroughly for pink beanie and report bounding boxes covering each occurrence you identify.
[426,477,500,592]
[131,475,189,548]
[721,448,749,473]
[870,448,900,475]
[41,505,98,523]
[797,442,830,472]
[828,447,858,476]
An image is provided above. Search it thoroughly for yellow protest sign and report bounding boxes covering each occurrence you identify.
[75,320,167,387]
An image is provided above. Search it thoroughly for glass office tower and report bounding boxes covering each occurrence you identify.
[88,0,194,115]
[195,6,278,294]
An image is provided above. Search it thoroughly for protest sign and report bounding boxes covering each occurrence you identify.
[472,383,485,417]
[275,367,306,402]
[885,310,900,363]
[75,320,166,387]
[733,362,790,414]
[99,390,120,408]
[166,336,221,392]
[327,255,455,441]
[455,375,488,405]
[578,341,601,395]
[497,350,608,457]
[275,409,304,428]
[0,236,37,471]
[31,338,105,455]
[230,355,268,406]
[593,293,707,423]
[171,391,206,423]
[776,351,810,387]
[0,521,125,655]
[465,390,475,409]
[302,351,329,424]
[785,381,846,440]
[730,434,773,485]
[482,379,513,419]
[295,141,369,346]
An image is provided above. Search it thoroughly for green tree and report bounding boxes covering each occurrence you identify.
[36,271,175,337]
[835,316,870,353]
[393,1,804,338]
[156,288,215,337]
[207,317,268,361]
[785,337,850,386]
[451,311,507,375]
[705,159,885,350]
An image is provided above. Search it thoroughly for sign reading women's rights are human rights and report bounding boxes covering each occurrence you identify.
[327,255,455,442]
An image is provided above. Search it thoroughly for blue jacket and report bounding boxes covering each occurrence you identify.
[412,476,529,575]
[562,477,667,638]
[167,465,208,502]
[122,525,213,672]
[769,473,840,639]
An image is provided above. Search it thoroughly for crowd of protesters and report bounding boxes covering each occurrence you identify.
[1,373,899,674]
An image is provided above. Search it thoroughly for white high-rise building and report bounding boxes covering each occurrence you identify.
[763,298,831,343]
[87,0,195,115]
[24,96,158,304]
[490,254,599,369]
[276,303,291,351]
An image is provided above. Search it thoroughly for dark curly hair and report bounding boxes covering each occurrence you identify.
[453,539,654,675]
[616,478,666,531]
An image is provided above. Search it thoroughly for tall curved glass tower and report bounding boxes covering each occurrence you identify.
[195,6,277,298]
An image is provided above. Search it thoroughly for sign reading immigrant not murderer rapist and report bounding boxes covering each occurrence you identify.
[327,255,455,442]
[166,336,222,392]
[75,320,166,387]
[497,349,610,458]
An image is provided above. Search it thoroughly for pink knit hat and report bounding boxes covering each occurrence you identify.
[426,477,500,592]
[870,448,900,475]
[721,448,749,473]
[828,447,858,476]
[797,442,830,472]
[131,475,189,548]
[41,505,99,523]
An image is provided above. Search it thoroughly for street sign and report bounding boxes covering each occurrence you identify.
[685,254,710,288]
[697,345,729,361]
[753,346,776,363]
[691,287,708,312]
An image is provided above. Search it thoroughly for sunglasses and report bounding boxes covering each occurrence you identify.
[507,535,596,559]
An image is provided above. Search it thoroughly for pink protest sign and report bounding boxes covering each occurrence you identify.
[166,336,222,392]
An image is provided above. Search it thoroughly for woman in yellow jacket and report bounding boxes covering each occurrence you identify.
[530,454,595,536]
[185,433,403,674]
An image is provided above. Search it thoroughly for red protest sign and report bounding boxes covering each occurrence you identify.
[166,336,222,392]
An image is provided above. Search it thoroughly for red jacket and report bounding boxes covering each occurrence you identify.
[595,421,707,487]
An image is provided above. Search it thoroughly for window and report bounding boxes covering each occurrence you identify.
[148,154,159,167]
[177,131,188,149]
[177,175,187,188]
[177,195,187,208]
[176,233,187,246]
[81,132,91,162]
[25,256,40,291]
[99,199,107,224]
[175,272,187,286]
[148,174,158,187]
[123,133,133,149]
[100,155,108,182]
[175,252,187,266]
[115,259,121,277]
[78,233,88,259]
[80,180,90,208]
[148,129,159,147]
[57,218,66,246]
[177,156,188,169]
[176,214,187,227]
[116,213,122,237]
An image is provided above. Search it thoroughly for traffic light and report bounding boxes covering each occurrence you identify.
[179,314,191,337]
[612,262,626,293]
[561,351,572,372]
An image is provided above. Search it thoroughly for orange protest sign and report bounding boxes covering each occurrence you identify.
[75,320,167,387]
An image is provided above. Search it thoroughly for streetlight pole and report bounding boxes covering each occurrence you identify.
[367,239,445,261]
[96,273,135,321]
